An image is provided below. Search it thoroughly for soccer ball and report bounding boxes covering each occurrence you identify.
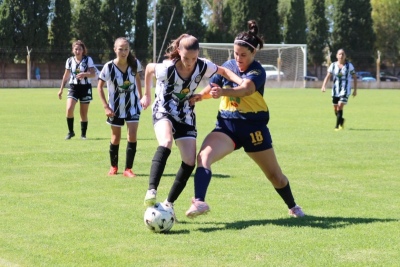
[144,202,175,233]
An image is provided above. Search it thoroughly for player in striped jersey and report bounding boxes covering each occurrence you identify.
[97,37,144,178]
[321,49,358,130]
[142,34,243,216]
[185,20,305,218]
[58,40,96,140]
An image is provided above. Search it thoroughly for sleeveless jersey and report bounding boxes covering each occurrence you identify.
[328,61,355,97]
[98,59,143,119]
[210,59,269,122]
[65,56,94,85]
[152,58,218,126]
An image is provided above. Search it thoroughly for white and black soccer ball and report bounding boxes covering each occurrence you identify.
[144,202,175,233]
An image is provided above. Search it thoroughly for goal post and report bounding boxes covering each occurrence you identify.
[199,43,307,88]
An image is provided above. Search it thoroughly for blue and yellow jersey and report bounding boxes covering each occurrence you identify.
[210,59,268,122]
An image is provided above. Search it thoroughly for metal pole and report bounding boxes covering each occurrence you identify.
[153,0,157,63]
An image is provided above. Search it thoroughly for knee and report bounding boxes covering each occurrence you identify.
[267,172,288,188]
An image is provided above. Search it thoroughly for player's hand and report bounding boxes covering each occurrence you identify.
[140,95,151,110]
[58,90,63,100]
[104,107,114,117]
[352,90,357,97]
[210,83,222,99]
[321,86,326,93]
[189,94,202,106]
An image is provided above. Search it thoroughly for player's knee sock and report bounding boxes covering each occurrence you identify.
[67,117,74,133]
[336,110,343,128]
[125,141,137,169]
[167,162,195,203]
[275,182,296,209]
[109,143,119,167]
[148,146,171,190]
[194,167,212,201]
[81,121,88,136]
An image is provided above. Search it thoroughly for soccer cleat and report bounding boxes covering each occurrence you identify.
[123,168,136,178]
[339,118,345,130]
[185,198,210,219]
[81,135,87,140]
[65,132,75,140]
[144,189,157,207]
[108,166,118,176]
[163,200,179,223]
[288,205,305,218]
[334,127,342,131]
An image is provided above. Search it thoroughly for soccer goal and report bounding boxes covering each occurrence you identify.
[199,43,307,88]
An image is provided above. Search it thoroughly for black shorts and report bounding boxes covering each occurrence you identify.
[332,96,348,105]
[153,113,197,140]
[107,114,140,127]
[67,84,93,103]
[213,118,273,152]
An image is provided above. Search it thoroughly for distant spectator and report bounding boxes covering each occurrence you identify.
[35,67,40,80]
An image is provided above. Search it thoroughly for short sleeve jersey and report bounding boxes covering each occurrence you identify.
[210,59,268,122]
[328,61,355,97]
[99,59,143,119]
[65,56,94,84]
[152,58,218,126]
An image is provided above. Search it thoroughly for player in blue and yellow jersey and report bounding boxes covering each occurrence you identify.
[185,20,305,218]
[142,34,243,219]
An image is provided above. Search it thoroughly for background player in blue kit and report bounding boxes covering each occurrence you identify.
[58,40,96,140]
[97,37,144,178]
[185,20,305,218]
[142,34,243,218]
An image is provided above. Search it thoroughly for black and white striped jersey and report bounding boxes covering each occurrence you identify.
[328,61,356,97]
[152,58,218,126]
[65,56,95,85]
[99,60,143,119]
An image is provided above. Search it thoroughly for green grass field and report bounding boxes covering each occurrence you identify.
[0,88,399,267]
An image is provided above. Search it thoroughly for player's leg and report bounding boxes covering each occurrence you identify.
[123,121,139,177]
[79,102,89,139]
[108,118,123,175]
[65,97,77,139]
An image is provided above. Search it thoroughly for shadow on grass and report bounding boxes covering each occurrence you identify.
[193,215,399,232]
[136,173,231,178]
[348,128,398,131]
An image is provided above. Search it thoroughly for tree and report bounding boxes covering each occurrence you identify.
[283,0,306,44]
[331,0,375,68]
[154,0,184,62]
[371,0,400,72]
[49,0,72,62]
[257,0,280,44]
[73,0,103,62]
[0,0,15,62]
[306,0,328,73]
[204,0,233,43]
[134,0,150,64]
[101,0,134,61]
[182,0,205,41]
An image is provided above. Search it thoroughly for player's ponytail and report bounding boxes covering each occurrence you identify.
[234,20,264,52]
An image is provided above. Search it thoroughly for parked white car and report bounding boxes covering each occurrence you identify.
[261,64,285,80]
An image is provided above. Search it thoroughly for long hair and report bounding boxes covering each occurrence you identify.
[234,20,264,52]
[164,34,199,60]
[114,37,138,74]
[72,40,88,55]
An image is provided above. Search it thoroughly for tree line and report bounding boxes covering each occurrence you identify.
[0,0,398,74]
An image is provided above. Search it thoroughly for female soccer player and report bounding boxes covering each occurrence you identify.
[97,37,144,177]
[321,48,358,130]
[185,20,305,218]
[58,40,96,140]
[142,34,243,216]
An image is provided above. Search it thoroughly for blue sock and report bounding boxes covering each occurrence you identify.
[194,167,212,201]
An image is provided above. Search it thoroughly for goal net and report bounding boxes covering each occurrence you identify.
[199,43,307,88]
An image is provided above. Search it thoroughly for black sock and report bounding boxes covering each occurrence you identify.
[125,141,137,169]
[67,117,74,133]
[148,146,171,190]
[167,162,195,203]
[194,167,212,201]
[336,110,343,128]
[109,143,119,167]
[275,182,296,209]
[81,121,88,136]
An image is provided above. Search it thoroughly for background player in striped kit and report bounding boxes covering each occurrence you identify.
[58,40,96,140]
[321,48,358,130]
[141,34,243,218]
[184,20,305,219]
[97,37,144,178]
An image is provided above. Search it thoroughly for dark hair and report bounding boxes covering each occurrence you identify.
[165,34,199,60]
[114,37,138,74]
[234,20,264,52]
[72,40,88,55]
